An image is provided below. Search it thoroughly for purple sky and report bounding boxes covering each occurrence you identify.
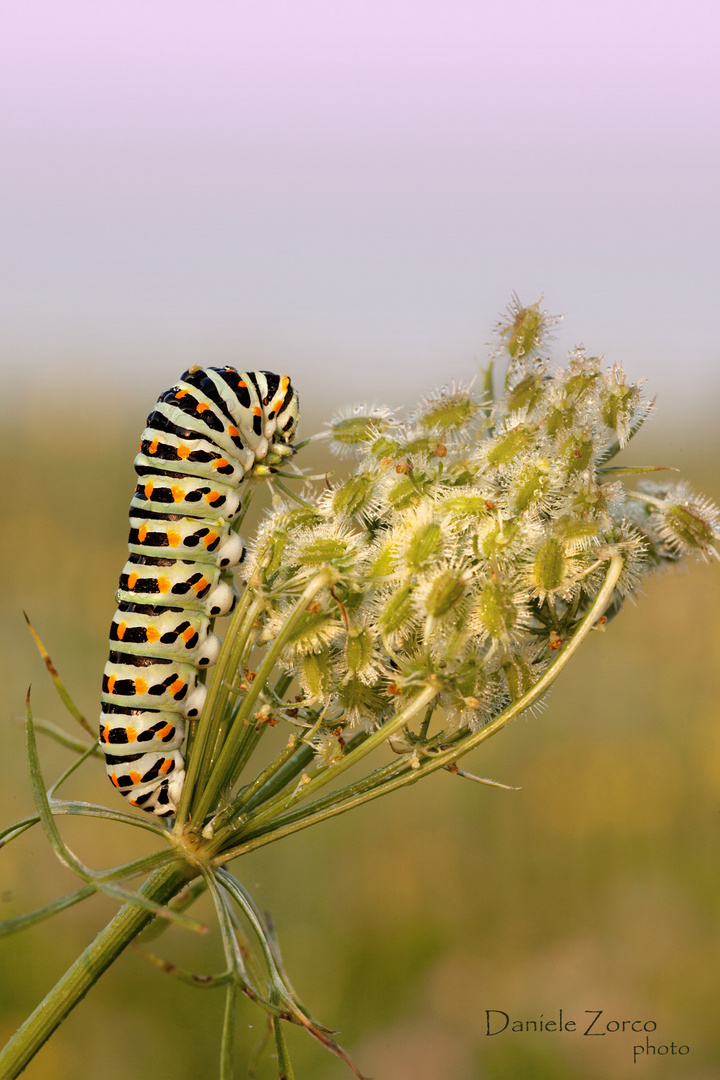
[1,0,719,413]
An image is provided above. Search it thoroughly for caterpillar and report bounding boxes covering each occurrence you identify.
[99,366,299,817]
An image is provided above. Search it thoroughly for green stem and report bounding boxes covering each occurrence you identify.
[191,570,336,825]
[216,555,624,863]
[208,687,438,863]
[230,683,440,842]
[176,584,259,827]
[224,754,411,851]
[201,596,266,784]
[0,860,197,1080]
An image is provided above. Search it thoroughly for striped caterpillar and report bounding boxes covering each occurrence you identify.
[99,366,299,817]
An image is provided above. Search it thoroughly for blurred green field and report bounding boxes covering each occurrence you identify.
[1,383,719,1080]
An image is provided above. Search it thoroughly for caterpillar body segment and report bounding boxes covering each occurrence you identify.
[108,605,222,666]
[130,472,244,520]
[100,367,299,817]
[115,557,238,616]
[100,705,185,754]
[127,515,244,568]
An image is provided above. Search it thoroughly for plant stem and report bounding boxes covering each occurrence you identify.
[0,860,197,1080]
[225,682,441,843]
[191,570,335,825]
[215,555,624,863]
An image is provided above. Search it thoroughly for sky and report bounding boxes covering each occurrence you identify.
[1,0,719,417]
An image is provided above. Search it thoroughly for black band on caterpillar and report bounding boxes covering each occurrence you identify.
[100,367,299,817]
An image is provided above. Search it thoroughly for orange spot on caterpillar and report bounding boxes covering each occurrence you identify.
[144,481,154,498]
[116,622,127,639]
[177,444,191,459]
[160,758,173,775]
[193,577,209,594]
[125,726,137,742]
[146,626,160,643]
[148,438,159,455]
[205,491,221,504]
[157,576,171,593]
[99,725,109,742]
[181,627,195,642]
[157,724,173,739]
[197,402,209,413]
[134,677,148,695]
[110,772,120,787]
[169,678,185,695]
[166,530,181,547]
[138,524,148,542]
[107,675,116,694]
[203,532,218,547]
[212,457,229,470]
[238,379,247,388]
[129,771,142,785]
[175,389,188,398]
[227,425,239,437]
[171,484,185,502]
[253,406,261,417]
[128,572,139,589]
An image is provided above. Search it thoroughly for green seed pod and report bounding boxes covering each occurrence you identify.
[442,492,493,519]
[545,404,574,437]
[533,537,566,594]
[507,372,546,413]
[476,578,519,640]
[370,435,404,459]
[332,473,377,518]
[339,677,386,722]
[345,626,376,676]
[560,433,593,473]
[378,584,415,638]
[287,608,340,654]
[368,540,397,579]
[452,655,488,701]
[423,568,468,618]
[301,649,335,698]
[564,367,599,401]
[417,390,479,432]
[556,517,601,552]
[502,655,535,700]
[405,434,439,455]
[600,381,634,435]
[258,528,289,577]
[513,459,551,512]
[285,507,325,530]
[486,425,536,467]
[405,520,443,571]
[386,475,430,510]
[296,536,353,567]
[330,411,389,447]
[661,503,717,553]
[500,299,546,360]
